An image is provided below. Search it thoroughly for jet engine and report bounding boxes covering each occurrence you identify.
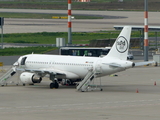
[20,72,42,84]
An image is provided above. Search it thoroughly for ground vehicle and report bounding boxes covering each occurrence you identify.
[59,47,111,57]
[60,47,134,60]
[127,52,134,60]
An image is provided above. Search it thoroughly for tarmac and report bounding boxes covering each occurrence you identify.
[0,64,160,120]
[1,9,160,33]
[0,9,160,120]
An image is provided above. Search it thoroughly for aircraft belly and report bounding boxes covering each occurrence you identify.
[62,66,88,79]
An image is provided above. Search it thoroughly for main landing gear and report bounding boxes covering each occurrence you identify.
[50,80,59,89]
[49,74,59,89]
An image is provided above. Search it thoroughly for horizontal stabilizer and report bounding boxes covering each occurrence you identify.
[135,61,155,66]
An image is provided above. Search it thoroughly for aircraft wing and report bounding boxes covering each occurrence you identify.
[27,68,65,75]
[135,61,155,67]
[17,67,65,75]
[16,67,79,79]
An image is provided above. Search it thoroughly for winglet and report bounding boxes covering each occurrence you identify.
[104,26,132,60]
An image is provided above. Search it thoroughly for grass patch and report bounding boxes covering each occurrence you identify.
[0,0,159,11]
[0,46,56,56]
[1,30,160,56]
[3,32,120,44]
[3,31,160,45]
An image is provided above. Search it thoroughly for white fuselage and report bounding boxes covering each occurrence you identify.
[17,54,132,79]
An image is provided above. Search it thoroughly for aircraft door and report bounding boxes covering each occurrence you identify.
[94,60,102,74]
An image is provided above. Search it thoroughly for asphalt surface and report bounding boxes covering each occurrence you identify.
[0,56,20,65]
[0,65,160,120]
[1,9,160,33]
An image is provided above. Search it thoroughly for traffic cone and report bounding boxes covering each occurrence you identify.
[154,81,157,86]
[136,88,139,93]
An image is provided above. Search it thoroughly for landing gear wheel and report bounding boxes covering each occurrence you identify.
[55,82,59,89]
[81,90,84,92]
[29,84,34,85]
[50,82,59,89]
[50,83,55,89]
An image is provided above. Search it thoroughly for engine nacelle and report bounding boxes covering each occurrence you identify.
[20,72,42,84]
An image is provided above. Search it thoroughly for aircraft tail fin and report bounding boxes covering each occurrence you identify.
[104,26,132,60]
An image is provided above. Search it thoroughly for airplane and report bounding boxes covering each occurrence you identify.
[13,26,154,90]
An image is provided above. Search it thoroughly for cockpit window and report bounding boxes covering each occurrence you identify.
[21,57,27,65]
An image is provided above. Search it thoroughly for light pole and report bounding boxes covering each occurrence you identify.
[144,0,149,61]
[0,17,4,49]
[68,0,72,46]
